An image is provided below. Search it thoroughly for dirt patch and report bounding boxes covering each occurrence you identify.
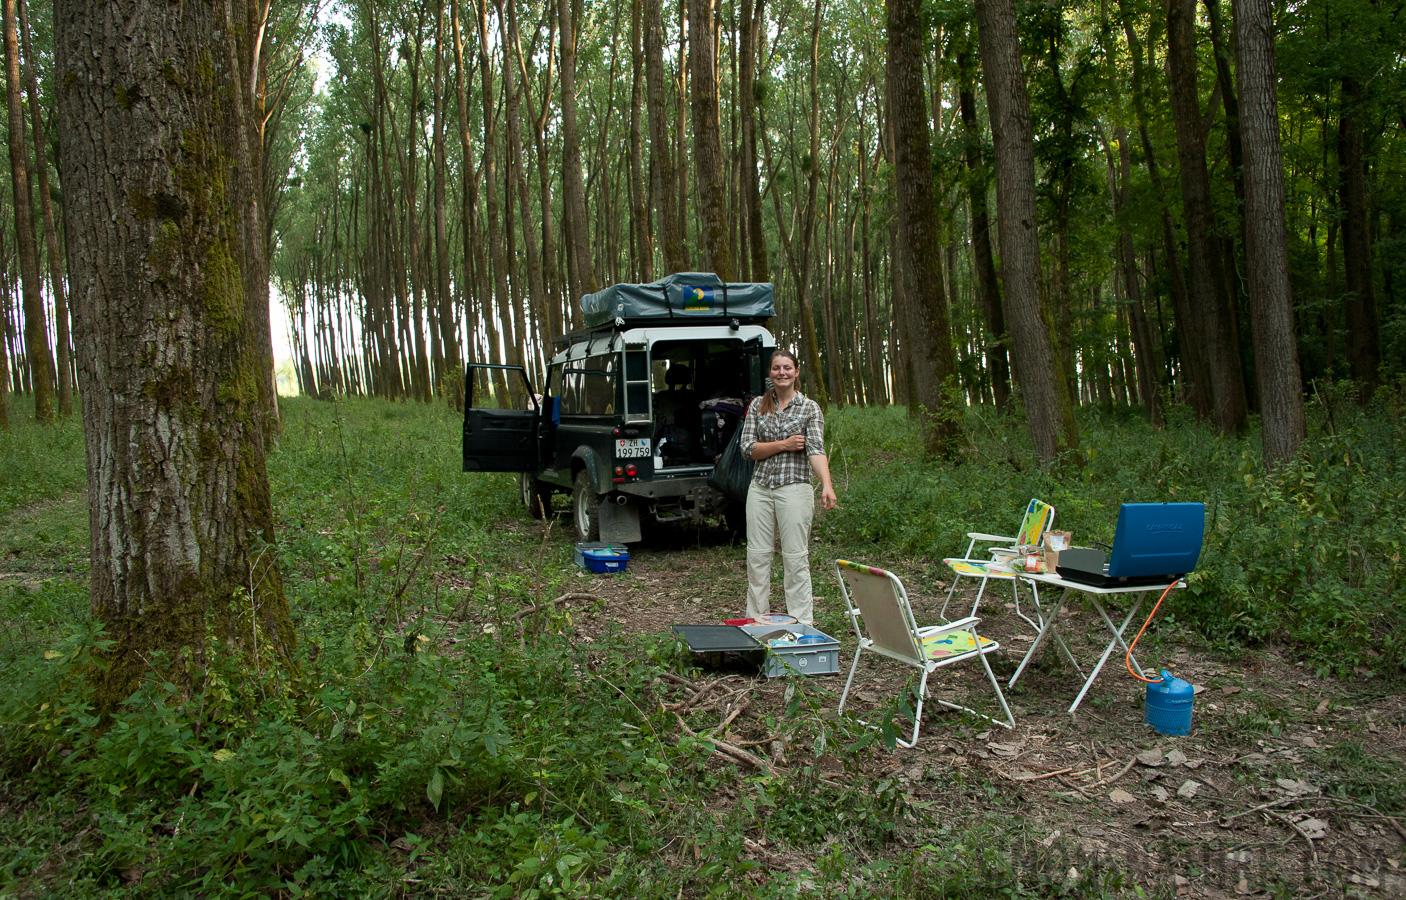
[531,522,1406,898]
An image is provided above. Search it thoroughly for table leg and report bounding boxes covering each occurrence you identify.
[1009,587,1069,688]
[1068,594,1147,713]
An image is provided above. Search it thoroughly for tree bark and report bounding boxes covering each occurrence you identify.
[559,0,596,298]
[55,0,295,702]
[1338,75,1380,394]
[1167,0,1248,433]
[975,0,1077,466]
[957,41,1011,412]
[17,0,71,415]
[889,0,959,455]
[1115,127,1163,426]
[1232,0,1304,463]
[739,0,768,284]
[3,0,53,422]
[644,0,685,274]
[629,0,654,282]
[689,0,732,280]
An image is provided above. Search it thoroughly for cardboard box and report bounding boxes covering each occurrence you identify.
[1043,531,1071,570]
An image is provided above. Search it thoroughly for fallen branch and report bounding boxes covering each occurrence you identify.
[1007,767,1074,783]
[513,592,601,622]
[717,700,749,734]
[1089,755,1137,787]
[1219,797,1307,826]
[676,714,775,774]
[1264,809,1318,866]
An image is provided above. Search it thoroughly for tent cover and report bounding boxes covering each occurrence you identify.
[580,273,774,327]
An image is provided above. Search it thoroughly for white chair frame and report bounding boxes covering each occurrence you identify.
[834,560,1014,749]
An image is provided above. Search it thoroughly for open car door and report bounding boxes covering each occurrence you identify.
[462,364,540,472]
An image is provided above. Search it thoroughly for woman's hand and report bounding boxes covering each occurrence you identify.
[820,484,838,510]
[778,433,806,453]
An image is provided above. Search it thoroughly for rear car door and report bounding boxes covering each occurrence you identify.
[462,364,541,472]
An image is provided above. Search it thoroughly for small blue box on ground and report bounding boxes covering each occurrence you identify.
[574,542,628,568]
[1144,670,1194,735]
[582,547,629,574]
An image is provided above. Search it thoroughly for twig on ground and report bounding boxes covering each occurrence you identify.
[1089,755,1137,787]
[1007,766,1075,782]
[1264,809,1319,866]
[1218,796,1308,825]
[717,700,749,734]
[675,714,775,774]
[513,592,601,623]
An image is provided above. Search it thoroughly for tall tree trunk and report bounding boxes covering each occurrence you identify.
[739,0,768,284]
[55,0,294,702]
[1117,0,1205,415]
[2,0,53,422]
[689,0,732,280]
[644,0,685,274]
[958,41,1011,412]
[629,0,654,282]
[1167,0,1248,433]
[1115,127,1164,426]
[1234,0,1304,464]
[501,0,548,370]
[559,0,596,298]
[433,0,458,395]
[1338,75,1380,393]
[17,0,70,415]
[473,0,517,403]
[975,0,1077,465]
[889,0,959,455]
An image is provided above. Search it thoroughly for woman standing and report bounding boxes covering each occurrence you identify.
[739,349,837,625]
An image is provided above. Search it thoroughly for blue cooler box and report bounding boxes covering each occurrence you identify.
[582,547,629,574]
[574,542,628,568]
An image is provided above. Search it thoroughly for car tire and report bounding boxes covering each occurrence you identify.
[572,470,601,542]
[521,473,551,519]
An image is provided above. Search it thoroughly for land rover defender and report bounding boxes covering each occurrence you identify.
[462,273,776,542]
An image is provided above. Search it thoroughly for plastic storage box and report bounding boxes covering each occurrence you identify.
[581,547,629,574]
[574,542,628,568]
[740,624,841,677]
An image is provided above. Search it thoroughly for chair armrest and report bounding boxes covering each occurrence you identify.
[967,532,1016,544]
[917,616,980,636]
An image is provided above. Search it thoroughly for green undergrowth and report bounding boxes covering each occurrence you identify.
[7,388,1402,895]
[819,382,1406,676]
[1,396,1154,897]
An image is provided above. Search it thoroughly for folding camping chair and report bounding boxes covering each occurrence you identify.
[940,498,1055,630]
[835,559,1013,748]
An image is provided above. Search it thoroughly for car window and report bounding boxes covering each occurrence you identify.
[561,354,615,415]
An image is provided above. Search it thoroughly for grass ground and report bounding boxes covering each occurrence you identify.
[1,393,1403,899]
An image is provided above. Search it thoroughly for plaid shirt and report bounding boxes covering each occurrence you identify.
[740,391,826,488]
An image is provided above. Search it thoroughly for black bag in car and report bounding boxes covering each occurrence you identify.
[707,428,754,502]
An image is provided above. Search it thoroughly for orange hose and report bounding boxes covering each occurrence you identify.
[1125,580,1180,684]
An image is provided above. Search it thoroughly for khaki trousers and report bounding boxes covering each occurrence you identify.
[745,481,816,624]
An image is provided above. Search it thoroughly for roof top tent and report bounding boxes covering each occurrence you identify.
[563,272,775,341]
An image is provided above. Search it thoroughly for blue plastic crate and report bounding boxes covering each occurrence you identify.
[582,548,629,574]
[574,542,628,568]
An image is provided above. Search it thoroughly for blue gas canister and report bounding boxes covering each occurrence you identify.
[1144,670,1194,735]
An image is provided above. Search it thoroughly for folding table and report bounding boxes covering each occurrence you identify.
[1008,570,1184,713]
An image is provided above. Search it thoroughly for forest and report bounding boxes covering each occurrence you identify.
[1,0,1405,895]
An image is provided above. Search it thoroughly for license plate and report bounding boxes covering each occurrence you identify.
[616,438,651,458]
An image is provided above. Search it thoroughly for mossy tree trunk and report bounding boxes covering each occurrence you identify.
[54,0,295,704]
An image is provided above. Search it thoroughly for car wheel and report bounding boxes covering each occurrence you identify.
[572,471,601,542]
[521,473,550,519]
